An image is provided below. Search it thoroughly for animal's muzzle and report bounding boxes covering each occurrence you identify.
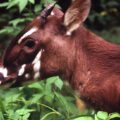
[0,72,16,85]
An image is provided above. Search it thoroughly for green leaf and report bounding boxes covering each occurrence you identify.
[95,114,99,120]
[46,76,63,90]
[31,93,44,103]
[7,0,19,9]
[54,77,63,90]
[28,0,35,4]
[16,108,34,115]
[54,92,70,115]
[9,18,26,27]
[22,113,30,120]
[0,26,15,34]
[28,82,44,91]
[47,0,55,4]
[19,0,28,12]
[44,93,54,103]
[97,111,108,120]
[0,111,4,120]
[0,2,9,8]
[72,116,94,120]
[34,4,42,13]
[109,113,120,119]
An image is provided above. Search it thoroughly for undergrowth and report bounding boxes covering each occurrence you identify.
[0,76,120,120]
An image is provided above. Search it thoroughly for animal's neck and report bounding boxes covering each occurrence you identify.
[69,26,120,90]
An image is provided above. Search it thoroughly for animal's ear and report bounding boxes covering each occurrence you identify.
[63,0,91,35]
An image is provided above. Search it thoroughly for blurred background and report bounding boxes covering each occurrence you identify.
[0,0,120,55]
[0,0,120,57]
[0,0,120,120]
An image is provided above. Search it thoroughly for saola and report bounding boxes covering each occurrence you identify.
[0,0,120,112]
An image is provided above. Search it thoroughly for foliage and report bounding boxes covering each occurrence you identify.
[88,0,120,30]
[0,0,56,35]
[0,76,120,120]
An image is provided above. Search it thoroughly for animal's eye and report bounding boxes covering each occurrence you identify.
[24,39,35,48]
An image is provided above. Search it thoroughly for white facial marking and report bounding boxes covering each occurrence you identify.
[32,51,42,64]
[32,50,42,78]
[34,72,40,79]
[18,27,38,44]
[66,31,72,36]
[51,11,55,16]
[0,81,2,84]
[33,61,40,73]
[0,67,8,77]
[25,73,30,79]
[18,64,26,76]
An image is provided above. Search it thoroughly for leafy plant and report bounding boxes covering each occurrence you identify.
[0,76,85,120]
[0,76,120,120]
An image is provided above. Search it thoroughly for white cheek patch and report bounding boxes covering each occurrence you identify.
[33,61,40,73]
[32,50,42,79]
[32,51,42,64]
[51,11,55,16]
[33,60,40,79]
[18,27,38,44]
[0,67,8,77]
[66,31,72,36]
[25,73,30,79]
[18,64,26,76]
[34,72,40,79]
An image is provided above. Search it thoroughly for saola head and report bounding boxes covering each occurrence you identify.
[0,0,91,85]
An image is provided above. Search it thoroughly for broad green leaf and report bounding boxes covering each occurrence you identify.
[19,0,28,12]
[31,93,44,103]
[54,77,63,90]
[46,76,57,84]
[7,0,19,9]
[28,0,35,4]
[46,76,63,90]
[28,82,44,91]
[109,113,120,119]
[0,27,14,34]
[4,94,21,104]
[97,111,108,120]
[6,110,15,120]
[44,93,54,103]
[16,108,34,115]
[95,114,99,120]
[22,113,30,120]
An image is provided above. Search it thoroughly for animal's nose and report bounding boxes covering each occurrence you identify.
[0,73,5,84]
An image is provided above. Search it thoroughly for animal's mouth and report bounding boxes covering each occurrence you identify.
[0,73,17,87]
[0,50,43,86]
[0,66,16,85]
